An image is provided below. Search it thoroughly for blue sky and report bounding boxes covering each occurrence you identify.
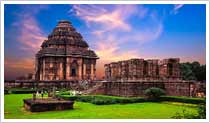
[4,4,206,79]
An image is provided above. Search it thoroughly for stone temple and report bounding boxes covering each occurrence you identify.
[35,20,99,81]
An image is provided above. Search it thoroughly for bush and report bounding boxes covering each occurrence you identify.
[160,96,205,104]
[9,88,36,94]
[144,87,165,100]
[59,91,72,95]
[4,89,9,94]
[197,105,206,119]
[171,109,198,119]
[58,92,205,105]
[58,95,147,105]
[171,105,206,119]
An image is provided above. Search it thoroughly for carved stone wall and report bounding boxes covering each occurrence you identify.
[90,81,202,97]
[105,58,180,81]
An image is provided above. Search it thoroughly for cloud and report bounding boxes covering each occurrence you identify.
[5,57,34,70]
[71,5,141,32]
[94,35,140,78]
[4,57,34,79]
[71,5,163,65]
[5,5,48,79]
[171,4,184,15]
[12,5,47,54]
[95,36,140,62]
[16,17,46,53]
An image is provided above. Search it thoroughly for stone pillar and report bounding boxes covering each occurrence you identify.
[66,57,70,80]
[49,62,53,80]
[78,64,82,80]
[91,64,94,80]
[83,64,86,79]
[93,64,96,80]
[59,62,63,80]
[43,59,45,80]
[39,59,42,81]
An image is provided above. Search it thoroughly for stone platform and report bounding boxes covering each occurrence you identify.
[23,98,74,112]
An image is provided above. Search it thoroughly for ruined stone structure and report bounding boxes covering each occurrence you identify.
[35,20,99,81]
[105,58,180,81]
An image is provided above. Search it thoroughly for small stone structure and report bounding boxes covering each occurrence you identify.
[23,98,74,112]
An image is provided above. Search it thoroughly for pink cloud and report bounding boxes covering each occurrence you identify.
[95,35,140,62]
[12,5,47,55]
[5,5,47,79]
[5,57,34,70]
[4,57,35,79]
[15,16,46,53]
[71,5,163,68]
[71,5,140,32]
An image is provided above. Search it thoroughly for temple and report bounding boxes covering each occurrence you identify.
[104,58,180,81]
[35,20,99,81]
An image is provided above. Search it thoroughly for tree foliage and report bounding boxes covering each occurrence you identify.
[144,87,165,100]
[180,62,206,81]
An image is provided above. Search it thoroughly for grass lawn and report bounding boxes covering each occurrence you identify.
[4,94,198,119]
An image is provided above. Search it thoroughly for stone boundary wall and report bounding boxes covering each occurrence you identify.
[97,82,192,97]
[4,80,97,91]
[4,80,205,97]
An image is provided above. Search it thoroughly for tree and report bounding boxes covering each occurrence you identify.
[180,62,206,81]
[195,65,206,81]
[144,87,165,100]
[180,63,196,80]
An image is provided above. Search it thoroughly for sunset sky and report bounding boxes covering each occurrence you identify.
[4,4,206,80]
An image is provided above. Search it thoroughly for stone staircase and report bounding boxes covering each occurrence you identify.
[82,82,103,95]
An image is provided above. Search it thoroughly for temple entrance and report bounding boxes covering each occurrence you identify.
[70,60,78,77]
[71,68,76,76]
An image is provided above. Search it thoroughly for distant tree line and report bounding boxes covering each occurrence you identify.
[180,61,206,81]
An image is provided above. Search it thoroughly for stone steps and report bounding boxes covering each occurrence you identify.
[82,83,103,95]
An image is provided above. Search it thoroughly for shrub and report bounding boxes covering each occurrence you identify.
[160,96,205,104]
[4,89,9,94]
[171,109,198,119]
[9,88,36,94]
[197,105,206,119]
[144,87,165,100]
[58,93,205,105]
[59,91,72,95]
[171,105,206,119]
[58,94,146,105]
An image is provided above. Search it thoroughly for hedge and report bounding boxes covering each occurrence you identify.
[160,96,205,104]
[4,89,9,94]
[9,88,36,94]
[58,94,205,105]
[58,95,147,105]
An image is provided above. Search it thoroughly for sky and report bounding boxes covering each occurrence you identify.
[4,4,206,80]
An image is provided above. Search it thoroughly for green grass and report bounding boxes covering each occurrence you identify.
[4,94,199,119]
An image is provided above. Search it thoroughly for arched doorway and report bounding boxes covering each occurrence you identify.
[70,60,78,77]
